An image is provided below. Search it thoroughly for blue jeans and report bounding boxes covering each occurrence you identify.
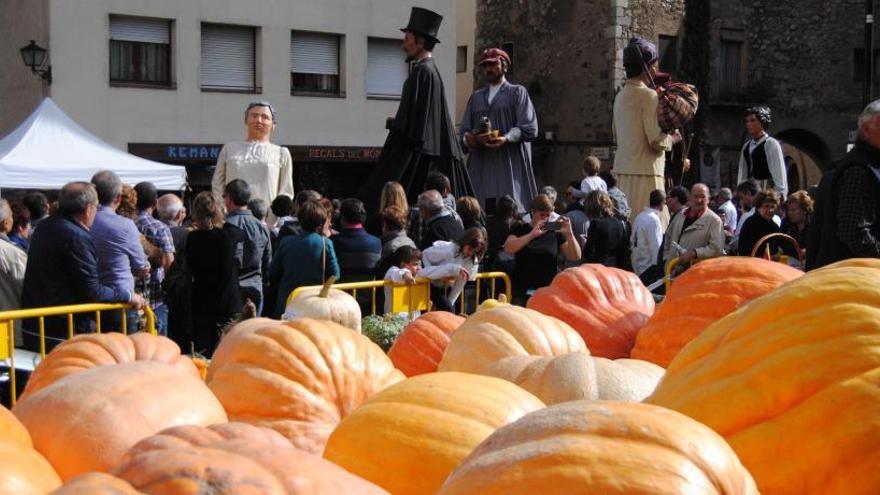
[152,304,169,336]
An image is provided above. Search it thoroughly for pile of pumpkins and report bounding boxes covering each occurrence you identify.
[2,257,879,494]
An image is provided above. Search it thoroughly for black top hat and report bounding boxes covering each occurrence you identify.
[400,7,443,44]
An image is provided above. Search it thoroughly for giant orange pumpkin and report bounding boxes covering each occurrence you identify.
[21,332,200,400]
[0,405,61,495]
[631,257,802,366]
[51,423,387,494]
[13,361,228,481]
[438,306,587,374]
[526,264,654,358]
[324,372,545,495]
[438,400,758,494]
[647,259,880,494]
[207,318,404,454]
[387,311,464,376]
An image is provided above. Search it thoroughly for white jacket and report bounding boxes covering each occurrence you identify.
[420,241,479,306]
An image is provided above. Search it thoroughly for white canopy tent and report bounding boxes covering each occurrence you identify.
[0,98,186,190]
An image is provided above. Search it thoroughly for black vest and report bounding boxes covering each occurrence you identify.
[743,140,771,180]
[806,140,880,270]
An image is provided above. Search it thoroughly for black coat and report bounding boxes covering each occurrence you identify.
[807,139,880,269]
[420,214,464,250]
[737,214,781,257]
[358,57,474,209]
[582,216,631,269]
[20,215,131,352]
[186,224,245,356]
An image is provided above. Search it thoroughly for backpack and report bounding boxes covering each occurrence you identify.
[657,82,699,132]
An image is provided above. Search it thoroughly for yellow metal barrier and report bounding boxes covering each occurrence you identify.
[1,303,156,406]
[286,272,512,317]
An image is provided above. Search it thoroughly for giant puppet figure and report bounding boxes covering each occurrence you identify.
[459,48,539,214]
[358,7,474,209]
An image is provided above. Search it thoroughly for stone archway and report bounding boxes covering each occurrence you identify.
[775,129,830,191]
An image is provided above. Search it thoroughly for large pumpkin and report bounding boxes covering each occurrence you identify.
[631,257,802,366]
[207,318,404,454]
[438,400,758,494]
[437,306,587,374]
[646,259,880,494]
[0,406,61,495]
[283,276,362,331]
[387,311,464,376]
[21,332,199,400]
[13,361,227,481]
[481,352,664,404]
[324,372,545,495]
[526,264,655,358]
[51,423,387,494]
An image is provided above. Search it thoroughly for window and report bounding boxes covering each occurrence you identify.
[718,39,744,94]
[456,45,468,73]
[366,38,408,98]
[658,35,678,74]
[109,15,171,86]
[291,31,342,95]
[200,23,257,92]
[853,48,880,82]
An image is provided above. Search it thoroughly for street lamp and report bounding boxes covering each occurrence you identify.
[19,40,52,84]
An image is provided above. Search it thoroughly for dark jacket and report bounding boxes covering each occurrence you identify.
[420,213,464,250]
[332,226,382,282]
[582,216,631,269]
[737,214,782,257]
[225,210,272,290]
[186,224,245,356]
[21,215,131,351]
[807,139,880,269]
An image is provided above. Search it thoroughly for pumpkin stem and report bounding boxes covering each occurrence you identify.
[497,293,508,304]
[319,276,337,298]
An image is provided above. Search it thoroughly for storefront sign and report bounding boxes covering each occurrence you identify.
[129,143,382,164]
[289,146,382,162]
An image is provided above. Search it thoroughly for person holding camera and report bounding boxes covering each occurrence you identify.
[504,194,581,305]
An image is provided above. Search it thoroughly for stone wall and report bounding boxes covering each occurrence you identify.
[475,0,686,208]
[698,0,874,190]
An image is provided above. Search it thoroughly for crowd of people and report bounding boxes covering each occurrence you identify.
[0,161,820,357]
[2,17,880,359]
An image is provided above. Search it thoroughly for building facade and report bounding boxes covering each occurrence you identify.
[476,0,874,209]
[0,0,458,196]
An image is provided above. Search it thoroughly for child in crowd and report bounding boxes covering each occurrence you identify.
[568,155,607,202]
[419,227,487,312]
[270,195,294,235]
[383,245,423,318]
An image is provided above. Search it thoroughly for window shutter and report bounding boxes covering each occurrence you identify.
[110,15,170,44]
[291,32,339,75]
[201,24,255,90]
[367,38,407,97]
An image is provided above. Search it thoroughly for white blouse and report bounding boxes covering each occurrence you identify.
[211,141,295,213]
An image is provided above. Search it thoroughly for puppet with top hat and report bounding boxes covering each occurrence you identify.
[357,7,475,209]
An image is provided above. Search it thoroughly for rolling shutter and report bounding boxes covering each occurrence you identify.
[201,23,255,90]
[367,38,407,97]
[291,32,339,75]
[110,15,170,44]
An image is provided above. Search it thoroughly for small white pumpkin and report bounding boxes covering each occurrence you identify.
[283,277,362,332]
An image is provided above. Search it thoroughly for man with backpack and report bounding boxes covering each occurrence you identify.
[807,99,880,269]
[613,37,682,229]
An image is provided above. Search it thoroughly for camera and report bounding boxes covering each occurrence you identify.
[543,221,562,232]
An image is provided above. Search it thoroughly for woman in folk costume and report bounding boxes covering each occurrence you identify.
[737,105,788,199]
[212,101,295,225]
[612,37,682,228]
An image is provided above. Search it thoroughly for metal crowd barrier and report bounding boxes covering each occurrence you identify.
[0,304,156,406]
[662,233,805,293]
[287,272,513,318]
